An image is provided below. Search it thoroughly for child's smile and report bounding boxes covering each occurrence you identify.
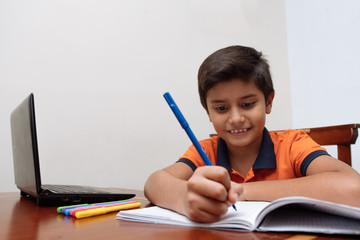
[230,128,249,134]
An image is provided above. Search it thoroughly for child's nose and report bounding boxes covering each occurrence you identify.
[229,109,245,124]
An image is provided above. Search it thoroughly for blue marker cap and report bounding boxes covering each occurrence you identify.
[163,92,189,129]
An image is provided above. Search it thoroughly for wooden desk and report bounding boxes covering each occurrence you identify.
[0,191,357,240]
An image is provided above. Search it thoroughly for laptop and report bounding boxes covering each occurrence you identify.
[10,93,135,206]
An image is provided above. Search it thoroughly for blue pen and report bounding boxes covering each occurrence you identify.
[163,92,237,211]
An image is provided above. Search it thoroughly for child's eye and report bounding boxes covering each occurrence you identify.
[242,102,255,108]
[215,106,228,112]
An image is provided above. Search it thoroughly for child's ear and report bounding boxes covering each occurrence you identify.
[265,91,275,114]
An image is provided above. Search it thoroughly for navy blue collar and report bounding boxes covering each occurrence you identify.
[216,128,276,171]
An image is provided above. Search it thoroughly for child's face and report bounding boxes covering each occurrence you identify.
[205,79,273,151]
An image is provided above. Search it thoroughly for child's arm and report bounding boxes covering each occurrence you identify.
[230,155,360,207]
[144,162,236,223]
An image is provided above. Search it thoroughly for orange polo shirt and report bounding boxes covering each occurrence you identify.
[178,128,329,183]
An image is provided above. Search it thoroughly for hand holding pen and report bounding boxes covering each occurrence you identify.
[163,92,237,212]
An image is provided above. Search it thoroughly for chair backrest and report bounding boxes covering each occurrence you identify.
[288,124,359,166]
[210,124,359,166]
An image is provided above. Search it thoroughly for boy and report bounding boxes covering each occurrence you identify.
[144,45,360,223]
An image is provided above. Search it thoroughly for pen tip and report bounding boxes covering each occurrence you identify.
[232,204,237,211]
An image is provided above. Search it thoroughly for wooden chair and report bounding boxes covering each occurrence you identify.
[292,124,359,166]
[211,124,360,166]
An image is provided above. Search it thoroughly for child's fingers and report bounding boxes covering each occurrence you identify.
[228,181,244,204]
[186,206,223,223]
[186,191,229,222]
[197,166,231,190]
[188,166,231,201]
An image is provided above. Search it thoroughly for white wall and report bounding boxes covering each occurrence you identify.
[0,0,291,192]
[286,0,360,172]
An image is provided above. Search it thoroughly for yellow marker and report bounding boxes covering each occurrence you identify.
[75,202,141,219]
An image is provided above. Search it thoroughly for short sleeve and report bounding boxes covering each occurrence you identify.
[177,137,219,171]
[288,130,329,176]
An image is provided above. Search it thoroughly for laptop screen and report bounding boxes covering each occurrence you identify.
[10,93,42,197]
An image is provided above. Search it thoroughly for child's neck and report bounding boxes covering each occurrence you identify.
[226,139,262,177]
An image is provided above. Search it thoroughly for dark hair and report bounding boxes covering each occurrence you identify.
[198,45,274,110]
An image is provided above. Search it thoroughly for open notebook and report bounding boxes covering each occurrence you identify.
[10,93,135,206]
[117,196,360,235]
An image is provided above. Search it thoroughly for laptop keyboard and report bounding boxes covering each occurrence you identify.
[43,184,109,194]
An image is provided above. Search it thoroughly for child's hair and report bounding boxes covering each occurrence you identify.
[198,45,274,111]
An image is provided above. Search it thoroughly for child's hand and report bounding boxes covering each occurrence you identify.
[182,166,236,223]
